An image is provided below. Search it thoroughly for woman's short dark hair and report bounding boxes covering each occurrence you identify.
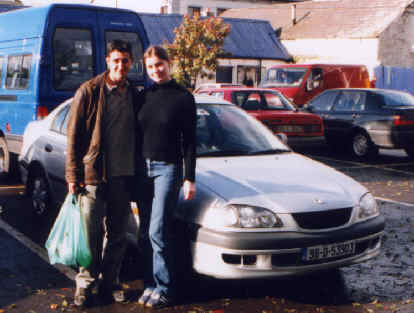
[106,39,133,58]
[143,45,170,65]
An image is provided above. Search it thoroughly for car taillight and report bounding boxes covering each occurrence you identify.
[37,106,49,120]
[393,115,414,126]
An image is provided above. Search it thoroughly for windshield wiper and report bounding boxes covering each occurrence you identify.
[247,148,291,155]
[197,150,251,157]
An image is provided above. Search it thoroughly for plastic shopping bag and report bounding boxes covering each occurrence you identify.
[45,194,92,267]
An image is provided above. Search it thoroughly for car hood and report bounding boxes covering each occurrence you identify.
[196,153,367,213]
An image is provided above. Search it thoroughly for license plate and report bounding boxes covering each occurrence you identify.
[303,240,356,261]
[276,125,304,133]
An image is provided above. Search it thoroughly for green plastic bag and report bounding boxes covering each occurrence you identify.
[45,194,92,267]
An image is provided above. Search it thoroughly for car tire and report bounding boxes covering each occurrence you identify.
[351,131,378,159]
[27,168,51,216]
[404,147,414,159]
[0,137,11,181]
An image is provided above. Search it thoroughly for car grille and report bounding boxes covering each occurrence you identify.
[292,207,353,230]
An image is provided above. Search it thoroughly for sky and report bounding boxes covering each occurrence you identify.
[21,0,164,13]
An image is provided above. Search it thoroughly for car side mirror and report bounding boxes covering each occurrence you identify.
[276,133,288,145]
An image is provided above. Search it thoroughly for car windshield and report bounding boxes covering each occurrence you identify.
[263,68,307,87]
[233,90,296,111]
[196,103,290,157]
[377,90,414,107]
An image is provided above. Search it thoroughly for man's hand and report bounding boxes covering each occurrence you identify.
[68,182,85,195]
[183,180,196,201]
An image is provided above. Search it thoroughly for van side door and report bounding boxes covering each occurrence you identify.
[97,10,148,88]
[44,7,100,107]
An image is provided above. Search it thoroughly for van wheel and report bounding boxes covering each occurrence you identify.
[27,168,51,216]
[0,137,10,181]
[351,131,378,159]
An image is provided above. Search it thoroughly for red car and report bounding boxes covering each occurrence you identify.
[195,87,324,143]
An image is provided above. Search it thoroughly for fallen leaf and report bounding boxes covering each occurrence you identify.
[8,304,16,309]
[50,303,58,310]
[352,302,361,307]
[122,283,130,289]
[62,299,68,307]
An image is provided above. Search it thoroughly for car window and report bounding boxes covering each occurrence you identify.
[308,91,338,112]
[210,91,224,99]
[51,105,70,134]
[332,92,356,112]
[333,91,366,112]
[378,90,414,107]
[196,104,288,156]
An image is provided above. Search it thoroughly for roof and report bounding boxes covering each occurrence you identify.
[221,0,414,39]
[137,13,292,61]
[0,3,25,13]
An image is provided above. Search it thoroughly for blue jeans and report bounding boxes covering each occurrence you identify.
[138,160,182,298]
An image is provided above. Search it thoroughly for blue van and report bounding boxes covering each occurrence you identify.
[0,4,149,178]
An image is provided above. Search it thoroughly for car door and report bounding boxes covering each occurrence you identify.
[40,104,69,204]
[329,91,367,139]
[306,90,339,133]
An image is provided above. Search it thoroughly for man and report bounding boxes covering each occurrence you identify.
[65,39,141,307]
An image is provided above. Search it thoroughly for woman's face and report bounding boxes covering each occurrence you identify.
[145,55,171,84]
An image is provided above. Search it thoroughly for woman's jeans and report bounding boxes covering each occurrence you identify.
[138,160,182,298]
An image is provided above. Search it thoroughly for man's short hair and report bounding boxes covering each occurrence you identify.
[106,39,133,58]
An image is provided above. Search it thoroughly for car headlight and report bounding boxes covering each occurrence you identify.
[203,201,283,229]
[357,193,379,221]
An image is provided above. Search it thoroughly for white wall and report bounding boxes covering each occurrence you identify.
[164,0,272,15]
[282,38,380,78]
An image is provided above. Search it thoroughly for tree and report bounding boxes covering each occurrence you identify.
[165,14,231,89]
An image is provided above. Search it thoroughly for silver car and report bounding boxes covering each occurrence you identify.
[19,95,385,279]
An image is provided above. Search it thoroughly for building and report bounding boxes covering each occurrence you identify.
[221,0,414,78]
[138,13,292,86]
[160,0,300,16]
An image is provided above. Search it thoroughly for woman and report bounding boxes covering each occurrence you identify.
[136,45,197,308]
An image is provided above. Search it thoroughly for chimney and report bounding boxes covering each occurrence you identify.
[291,4,297,26]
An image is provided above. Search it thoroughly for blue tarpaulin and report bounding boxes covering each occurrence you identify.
[375,65,414,96]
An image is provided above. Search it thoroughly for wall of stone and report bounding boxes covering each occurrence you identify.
[379,9,414,68]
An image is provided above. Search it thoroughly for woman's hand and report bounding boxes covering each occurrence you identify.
[183,180,196,200]
[68,182,85,195]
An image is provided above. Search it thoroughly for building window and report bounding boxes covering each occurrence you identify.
[216,66,233,83]
[217,8,227,16]
[188,6,201,16]
[6,54,32,90]
[237,66,259,87]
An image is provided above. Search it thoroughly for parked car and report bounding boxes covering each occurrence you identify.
[195,87,324,144]
[19,95,384,279]
[303,88,414,159]
[193,83,245,94]
[260,64,371,107]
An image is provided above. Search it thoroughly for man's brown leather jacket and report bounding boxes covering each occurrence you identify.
[65,71,142,185]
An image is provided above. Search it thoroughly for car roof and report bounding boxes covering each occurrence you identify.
[198,87,281,93]
[194,94,234,105]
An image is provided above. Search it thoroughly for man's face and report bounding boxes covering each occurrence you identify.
[106,50,132,84]
[145,55,171,84]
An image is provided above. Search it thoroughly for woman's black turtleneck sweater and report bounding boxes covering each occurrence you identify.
[138,79,197,182]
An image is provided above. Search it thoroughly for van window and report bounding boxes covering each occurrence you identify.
[105,31,144,81]
[53,28,94,91]
[6,54,32,89]
[265,67,306,87]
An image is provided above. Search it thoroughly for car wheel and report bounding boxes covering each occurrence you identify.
[0,137,10,180]
[27,168,51,216]
[404,147,414,159]
[351,131,378,159]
